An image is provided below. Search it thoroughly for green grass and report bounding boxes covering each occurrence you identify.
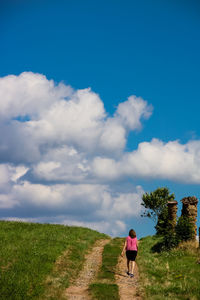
[137,235,200,300]
[89,283,119,300]
[98,237,122,282]
[89,238,122,300]
[0,221,108,300]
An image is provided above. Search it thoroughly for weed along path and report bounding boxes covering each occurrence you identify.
[115,255,142,300]
[65,239,110,300]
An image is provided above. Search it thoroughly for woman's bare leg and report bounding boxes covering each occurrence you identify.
[127,259,130,273]
[130,261,135,274]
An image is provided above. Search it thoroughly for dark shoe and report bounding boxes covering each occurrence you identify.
[126,271,130,275]
[129,273,134,278]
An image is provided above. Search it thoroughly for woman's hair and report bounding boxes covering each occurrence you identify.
[129,229,136,238]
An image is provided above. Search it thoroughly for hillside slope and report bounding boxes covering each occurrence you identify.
[0,221,108,299]
[137,235,200,299]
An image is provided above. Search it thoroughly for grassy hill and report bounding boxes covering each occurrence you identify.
[1,221,200,300]
[0,221,108,299]
[138,235,200,299]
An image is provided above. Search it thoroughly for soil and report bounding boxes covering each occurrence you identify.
[64,239,142,300]
[115,255,142,300]
[64,239,110,300]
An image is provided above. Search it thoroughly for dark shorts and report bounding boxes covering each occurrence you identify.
[126,250,137,261]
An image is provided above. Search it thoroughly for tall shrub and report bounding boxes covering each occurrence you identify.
[141,187,175,235]
[176,216,194,241]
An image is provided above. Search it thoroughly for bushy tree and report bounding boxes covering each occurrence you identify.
[155,206,169,235]
[141,187,175,235]
[162,216,194,250]
[176,216,194,241]
[163,231,180,250]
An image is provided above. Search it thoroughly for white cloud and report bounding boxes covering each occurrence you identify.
[9,180,143,218]
[0,163,28,190]
[0,72,199,235]
[31,87,106,151]
[61,219,126,236]
[0,175,143,235]
[92,157,119,180]
[111,186,144,218]
[0,72,153,164]
[0,164,10,186]
[0,194,18,209]
[0,72,72,120]
[99,119,126,153]
[93,139,200,184]
[32,146,90,182]
[115,95,153,130]
[10,165,29,182]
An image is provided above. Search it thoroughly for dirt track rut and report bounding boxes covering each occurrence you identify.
[115,255,142,300]
[65,239,110,300]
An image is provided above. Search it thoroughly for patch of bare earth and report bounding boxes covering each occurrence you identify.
[115,255,142,300]
[64,239,110,300]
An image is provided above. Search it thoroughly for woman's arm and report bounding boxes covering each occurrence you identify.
[121,239,127,257]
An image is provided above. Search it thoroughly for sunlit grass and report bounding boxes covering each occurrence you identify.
[0,221,108,299]
[89,238,122,300]
[98,238,123,282]
[138,235,200,299]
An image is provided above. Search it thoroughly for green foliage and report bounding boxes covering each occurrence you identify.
[153,215,195,251]
[154,206,169,236]
[89,283,119,300]
[162,232,180,250]
[151,233,180,253]
[141,187,175,234]
[176,216,194,242]
[0,221,108,300]
[137,235,200,299]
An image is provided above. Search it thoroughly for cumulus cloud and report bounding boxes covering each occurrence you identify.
[0,163,28,208]
[0,172,144,234]
[93,139,200,184]
[115,95,153,130]
[0,72,153,164]
[0,72,199,235]
[0,72,153,235]
[0,72,72,120]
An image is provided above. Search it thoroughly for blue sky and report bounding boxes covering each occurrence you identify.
[0,0,200,237]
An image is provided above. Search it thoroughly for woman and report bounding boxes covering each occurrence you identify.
[121,229,138,278]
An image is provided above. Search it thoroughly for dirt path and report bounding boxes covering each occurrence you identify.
[115,255,142,300]
[65,239,110,300]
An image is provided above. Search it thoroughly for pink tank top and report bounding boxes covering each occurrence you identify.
[126,236,137,251]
